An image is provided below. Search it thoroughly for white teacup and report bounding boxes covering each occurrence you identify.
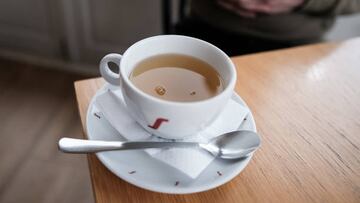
[100,35,236,139]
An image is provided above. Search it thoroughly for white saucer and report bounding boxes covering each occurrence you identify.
[86,84,257,194]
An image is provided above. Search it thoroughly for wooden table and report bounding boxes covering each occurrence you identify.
[74,38,360,203]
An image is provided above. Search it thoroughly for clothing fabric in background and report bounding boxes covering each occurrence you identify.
[176,0,360,56]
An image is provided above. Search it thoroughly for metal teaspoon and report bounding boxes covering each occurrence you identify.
[58,130,261,159]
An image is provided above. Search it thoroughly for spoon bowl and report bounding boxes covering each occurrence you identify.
[200,130,261,159]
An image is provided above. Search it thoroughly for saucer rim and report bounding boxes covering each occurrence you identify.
[86,83,257,194]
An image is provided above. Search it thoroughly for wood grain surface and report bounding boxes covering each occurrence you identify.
[74,38,360,203]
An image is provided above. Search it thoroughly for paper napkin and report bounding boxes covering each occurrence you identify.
[95,89,249,179]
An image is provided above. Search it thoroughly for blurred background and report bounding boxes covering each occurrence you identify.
[0,0,359,202]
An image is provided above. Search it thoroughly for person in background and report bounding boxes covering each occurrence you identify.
[176,0,360,56]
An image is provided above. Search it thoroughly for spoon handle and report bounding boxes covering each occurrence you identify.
[58,137,199,153]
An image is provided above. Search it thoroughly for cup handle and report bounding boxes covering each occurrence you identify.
[99,53,122,86]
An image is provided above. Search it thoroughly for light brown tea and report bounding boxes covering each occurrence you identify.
[129,54,224,102]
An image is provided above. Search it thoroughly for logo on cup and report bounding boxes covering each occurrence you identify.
[148,118,169,130]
